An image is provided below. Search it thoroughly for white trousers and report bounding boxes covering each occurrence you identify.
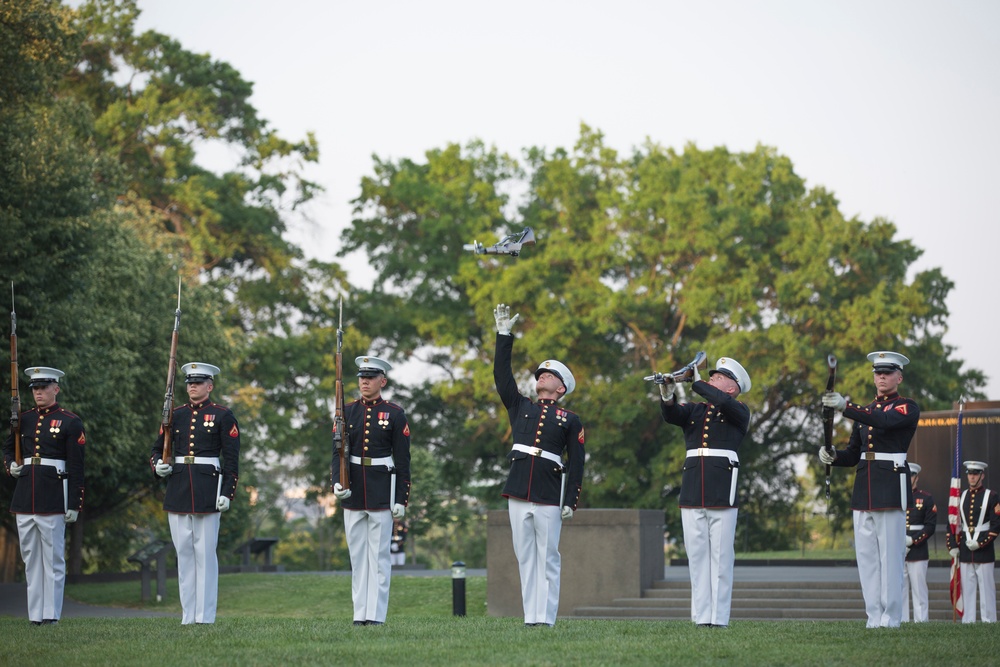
[960,561,997,623]
[390,551,406,566]
[681,507,738,626]
[508,499,563,626]
[902,559,929,622]
[853,510,905,628]
[344,508,394,623]
[16,514,66,623]
[168,512,221,624]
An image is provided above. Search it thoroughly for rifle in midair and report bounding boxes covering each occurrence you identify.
[10,283,21,466]
[160,279,182,463]
[463,227,535,257]
[333,298,349,491]
[823,354,838,499]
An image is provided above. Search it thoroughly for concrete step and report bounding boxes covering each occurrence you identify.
[569,579,971,622]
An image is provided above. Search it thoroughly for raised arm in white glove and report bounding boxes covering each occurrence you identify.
[966,538,980,551]
[493,303,520,336]
[9,461,24,477]
[392,503,406,519]
[561,506,573,520]
[216,496,230,512]
[818,447,836,465]
[822,392,847,412]
[654,374,675,401]
[905,536,913,547]
[692,365,701,383]
[154,459,173,478]
[64,509,78,524]
[333,483,352,500]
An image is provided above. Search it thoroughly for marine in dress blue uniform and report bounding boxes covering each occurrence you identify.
[492,304,585,628]
[3,367,85,625]
[945,460,1000,623]
[820,351,919,628]
[331,356,411,625]
[903,462,936,622]
[659,357,751,628]
[150,362,240,624]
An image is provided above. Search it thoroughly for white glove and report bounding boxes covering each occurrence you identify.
[154,459,173,478]
[216,496,230,512]
[65,509,78,524]
[822,392,847,412]
[905,536,913,547]
[333,482,352,500]
[656,375,676,401]
[392,503,406,519]
[692,365,701,383]
[818,447,835,465]
[949,548,960,559]
[9,461,24,477]
[966,538,980,551]
[561,506,573,520]
[493,303,520,336]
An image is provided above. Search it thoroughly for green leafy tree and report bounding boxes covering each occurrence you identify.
[341,124,985,547]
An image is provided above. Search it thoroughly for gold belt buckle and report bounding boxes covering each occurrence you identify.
[865,452,875,461]
[184,455,195,464]
[528,447,542,457]
[31,456,41,465]
[361,457,373,466]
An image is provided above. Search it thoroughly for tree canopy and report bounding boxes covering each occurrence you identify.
[0,0,985,575]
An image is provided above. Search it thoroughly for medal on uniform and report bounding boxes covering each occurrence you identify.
[378,411,389,427]
[50,419,62,434]
[204,413,215,427]
[556,409,567,423]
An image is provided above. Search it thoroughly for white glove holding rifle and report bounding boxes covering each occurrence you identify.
[8,461,24,477]
[392,504,406,519]
[333,483,352,500]
[561,506,573,520]
[818,447,835,465]
[653,373,675,401]
[154,459,173,478]
[494,303,519,336]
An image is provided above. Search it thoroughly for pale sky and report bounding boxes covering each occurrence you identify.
[132,0,1000,400]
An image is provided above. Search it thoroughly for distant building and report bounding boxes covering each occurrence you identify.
[907,401,1000,548]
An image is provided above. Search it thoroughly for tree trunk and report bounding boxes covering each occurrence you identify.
[0,524,20,583]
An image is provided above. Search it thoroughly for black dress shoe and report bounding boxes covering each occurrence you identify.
[353,621,366,626]
[31,621,42,626]
[366,621,384,626]
[42,619,58,625]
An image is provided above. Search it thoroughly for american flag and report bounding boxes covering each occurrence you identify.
[948,402,964,620]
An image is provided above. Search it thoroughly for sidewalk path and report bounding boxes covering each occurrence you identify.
[0,583,174,619]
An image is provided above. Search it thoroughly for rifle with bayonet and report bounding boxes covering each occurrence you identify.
[160,279,182,463]
[822,354,838,499]
[463,227,535,257]
[333,298,349,491]
[644,350,708,385]
[10,283,21,466]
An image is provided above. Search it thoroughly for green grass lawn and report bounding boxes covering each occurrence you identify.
[1,573,998,666]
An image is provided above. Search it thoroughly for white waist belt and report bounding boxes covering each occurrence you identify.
[350,455,395,468]
[862,452,907,465]
[24,457,66,474]
[174,456,220,469]
[512,444,563,465]
[686,448,739,463]
[908,524,924,531]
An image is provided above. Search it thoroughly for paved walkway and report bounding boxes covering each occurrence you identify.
[0,582,175,619]
[0,565,954,619]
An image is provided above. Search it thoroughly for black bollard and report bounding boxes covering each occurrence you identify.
[451,561,467,616]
